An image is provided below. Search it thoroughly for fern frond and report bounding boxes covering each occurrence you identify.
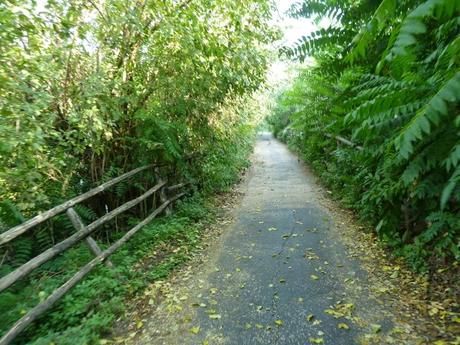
[444,143,460,171]
[348,78,419,106]
[441,165,460,209]
[73,204,98,222]
[0,201,25,230]
[396,72,460,158]
[345,87,421,125]
[288,0,345,22]
[285,27,354,61]
[354,101,424,142]
[347,0,397,63]
[35,227,54,251]
[435,34,460,71]
[389,0,460,58]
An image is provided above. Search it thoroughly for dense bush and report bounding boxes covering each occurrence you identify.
[0,0,275,213]
[271,0,460,271]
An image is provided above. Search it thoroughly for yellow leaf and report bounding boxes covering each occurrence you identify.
[428,307,439,316]
[338,323,349,330]
[209,314,221,320]
[189,326,200,334]
[390,327,405,334]
[136,321,143,329]
[275,319,283,326]
[311,275,319,280]
[306,314,314,322]
[371,324,381,333]
[325,309,343,318]
[309,337,324,344]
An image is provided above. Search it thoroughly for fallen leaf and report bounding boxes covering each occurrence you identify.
[275,319,283,326]
[338,323,349,330]
[309,337,324,344]
[371,324,381,333]
[189,326,200,334]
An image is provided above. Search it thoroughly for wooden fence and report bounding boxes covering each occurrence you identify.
[324,133,363,151]
[0,165,189,345]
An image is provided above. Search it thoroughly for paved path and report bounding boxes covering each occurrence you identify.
[135,133,393,345]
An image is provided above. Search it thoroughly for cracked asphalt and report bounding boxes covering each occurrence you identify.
[133,132,393,345]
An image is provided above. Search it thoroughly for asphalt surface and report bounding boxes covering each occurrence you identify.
[136,132,392,345]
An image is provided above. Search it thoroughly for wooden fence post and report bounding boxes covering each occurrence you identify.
[154,169,172,216]
[66,208,114,268]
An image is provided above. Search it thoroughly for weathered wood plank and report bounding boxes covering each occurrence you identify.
[66,208,114,268]
[0,192,185,345]
[325,133,364,151]
[166,182,190,192]
[159,181,172,216]
[0,164,155,246]
[0,181,165,293]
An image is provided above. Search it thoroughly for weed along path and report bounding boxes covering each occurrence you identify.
[118,133,424,345]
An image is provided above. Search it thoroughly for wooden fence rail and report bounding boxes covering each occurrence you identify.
[0,165,189,345]
[0,164,155,246]
[325,133,364,151]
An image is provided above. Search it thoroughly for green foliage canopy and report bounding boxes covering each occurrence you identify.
[0,0,276,213]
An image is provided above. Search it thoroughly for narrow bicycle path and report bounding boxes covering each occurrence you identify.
[128,133,406,345]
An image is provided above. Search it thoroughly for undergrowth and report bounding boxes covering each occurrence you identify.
[1,193,221,345]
